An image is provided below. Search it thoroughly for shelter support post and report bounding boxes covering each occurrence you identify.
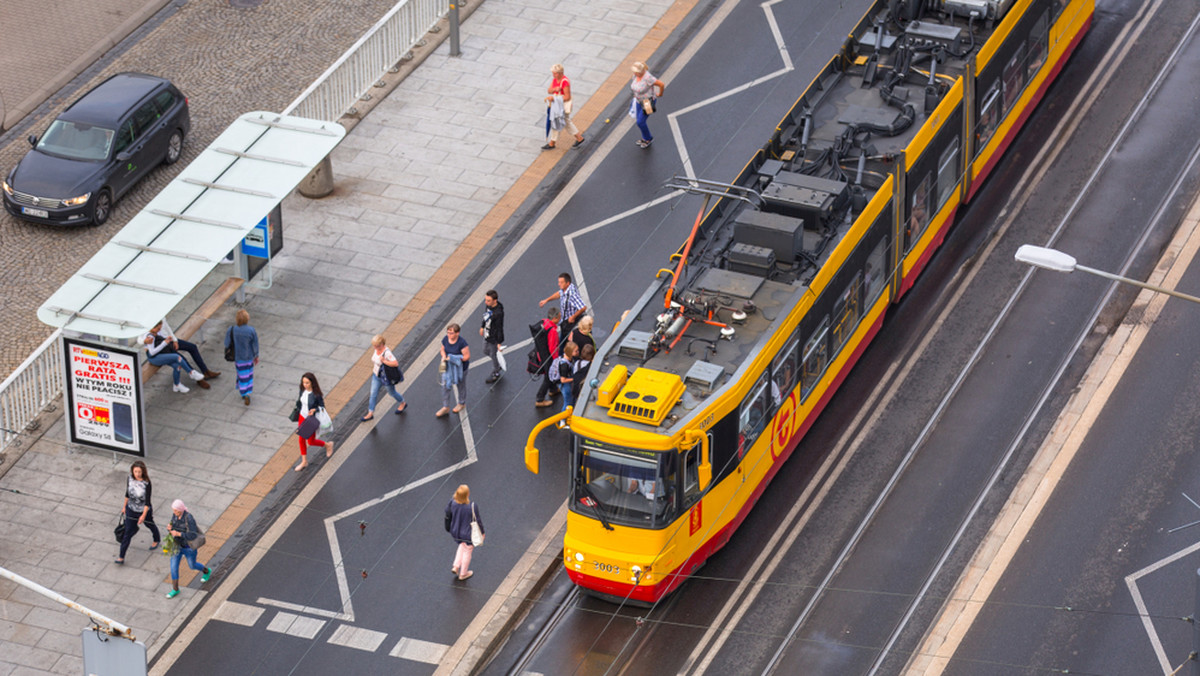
[298,155,335,198]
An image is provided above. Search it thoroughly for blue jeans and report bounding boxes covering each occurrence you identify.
[561,382,574,412]
[147,352,195,385]
[369,373,404,412]
[170,546,206,580]
[635,102,653,141]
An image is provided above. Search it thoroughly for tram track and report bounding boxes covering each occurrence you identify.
[674,0,1200,673]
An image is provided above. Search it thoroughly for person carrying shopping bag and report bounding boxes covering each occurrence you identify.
[165,500,212,599]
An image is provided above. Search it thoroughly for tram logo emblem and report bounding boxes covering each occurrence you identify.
[771,392,798,460]
[689,502,702,535]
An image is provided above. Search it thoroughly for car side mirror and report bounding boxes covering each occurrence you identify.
[27,135,36,147]
[116,150,132,162]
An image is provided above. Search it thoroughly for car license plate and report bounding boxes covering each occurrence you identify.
[22,207,48,218]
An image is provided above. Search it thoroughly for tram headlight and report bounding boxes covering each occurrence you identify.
[574,552,584,562]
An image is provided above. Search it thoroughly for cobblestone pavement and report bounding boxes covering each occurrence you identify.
[0,0,687,672]
[0,0,168,131]
[0,0,400,378]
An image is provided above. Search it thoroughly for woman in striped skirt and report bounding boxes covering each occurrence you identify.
[224,309,259,405]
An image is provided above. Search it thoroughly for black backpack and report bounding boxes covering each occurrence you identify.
[526,322,553,375]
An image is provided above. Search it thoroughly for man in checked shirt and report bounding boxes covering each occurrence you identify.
[539,272,587,347]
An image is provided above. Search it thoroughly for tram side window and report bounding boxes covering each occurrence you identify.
[738,373,770,459]
[801,316,830,400]
[906,172,933,251]
[976,82,1002,150]
[772,336,799,406]
[936,140,960,211]
[683,442,703,507]
[1028,12,1049,78]
[864,239,887,305]
[832,273,861,352]
[1002,42,1027,114]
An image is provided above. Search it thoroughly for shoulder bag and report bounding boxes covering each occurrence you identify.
[113,512,127,543]
[224,326,236,362]
[470,503,484,547]
[382,363,404,385]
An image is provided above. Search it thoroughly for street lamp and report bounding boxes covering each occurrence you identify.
[1015,244,1200,305]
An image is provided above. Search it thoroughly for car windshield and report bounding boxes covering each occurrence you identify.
[572,439,678,528]
[36,120,114,161]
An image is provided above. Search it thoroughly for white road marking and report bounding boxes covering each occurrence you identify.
[327,624,389,652]
[389,636,449,664]
[266,611,326,639]
[210,600,264,626]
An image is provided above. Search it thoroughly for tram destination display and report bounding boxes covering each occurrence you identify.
[63,337,146,456]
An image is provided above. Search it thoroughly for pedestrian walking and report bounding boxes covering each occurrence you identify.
[142,321,207,393]
[539,272,587,343]
[293,372,330,472]
[480,290,506,384]
[115,461,160,564]
[224,309,259,405]
[542,64,585,150]
[568,315,595,355]
[437,324,470,417]
[362,335,406,421]
[534,307,561,407]
[445,484,484,581]
[165,500,212,599]
[630,61,665,148]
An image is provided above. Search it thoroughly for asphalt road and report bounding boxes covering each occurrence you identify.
[489,0,1200,674]
[158,0,880,672]
[160,0,1200,674]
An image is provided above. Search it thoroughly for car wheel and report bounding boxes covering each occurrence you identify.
[164,130,184,165]
[91,189,112,226]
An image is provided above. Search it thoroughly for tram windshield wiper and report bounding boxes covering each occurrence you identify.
[576,478,615,531]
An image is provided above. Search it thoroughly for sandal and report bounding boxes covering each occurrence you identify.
[435,407,450,418]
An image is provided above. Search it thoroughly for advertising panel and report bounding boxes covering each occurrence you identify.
[63,337,145,456]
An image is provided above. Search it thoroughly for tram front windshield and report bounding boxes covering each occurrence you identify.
[573,440,677,528]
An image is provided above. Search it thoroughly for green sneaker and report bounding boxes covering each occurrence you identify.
[201,570,212,583]
[166,589,179,599]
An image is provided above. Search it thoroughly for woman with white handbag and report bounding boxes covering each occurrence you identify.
[445,484,485,581]
[293,372,332,472]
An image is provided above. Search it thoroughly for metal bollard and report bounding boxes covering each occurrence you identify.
[449,1,461,57]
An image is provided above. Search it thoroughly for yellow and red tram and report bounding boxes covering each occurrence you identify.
[526,0,1093,604]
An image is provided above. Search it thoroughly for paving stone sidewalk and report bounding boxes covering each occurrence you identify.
[0,0,680,672]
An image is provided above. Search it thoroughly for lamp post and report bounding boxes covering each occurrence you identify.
[1014,244,1200,306]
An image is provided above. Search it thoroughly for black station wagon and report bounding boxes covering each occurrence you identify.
[2,72,190,226]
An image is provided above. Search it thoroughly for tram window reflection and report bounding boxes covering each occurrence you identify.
[738,373,770,457]
[772,336,799,405]
[576,445,677,527]
[801,316,829,400]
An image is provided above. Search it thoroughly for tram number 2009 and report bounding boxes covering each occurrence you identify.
[593,561,620,575]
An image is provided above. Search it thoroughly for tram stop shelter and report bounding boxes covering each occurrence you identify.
[36,111,345,457]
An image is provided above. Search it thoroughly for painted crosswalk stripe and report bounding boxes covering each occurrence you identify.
[266,612,326,639]
[388,636,448,664]
[211,600,264,626]
[327,624,388,652]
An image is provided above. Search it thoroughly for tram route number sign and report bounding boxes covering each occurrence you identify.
[771,391,798,460]
[63,337,146,456]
